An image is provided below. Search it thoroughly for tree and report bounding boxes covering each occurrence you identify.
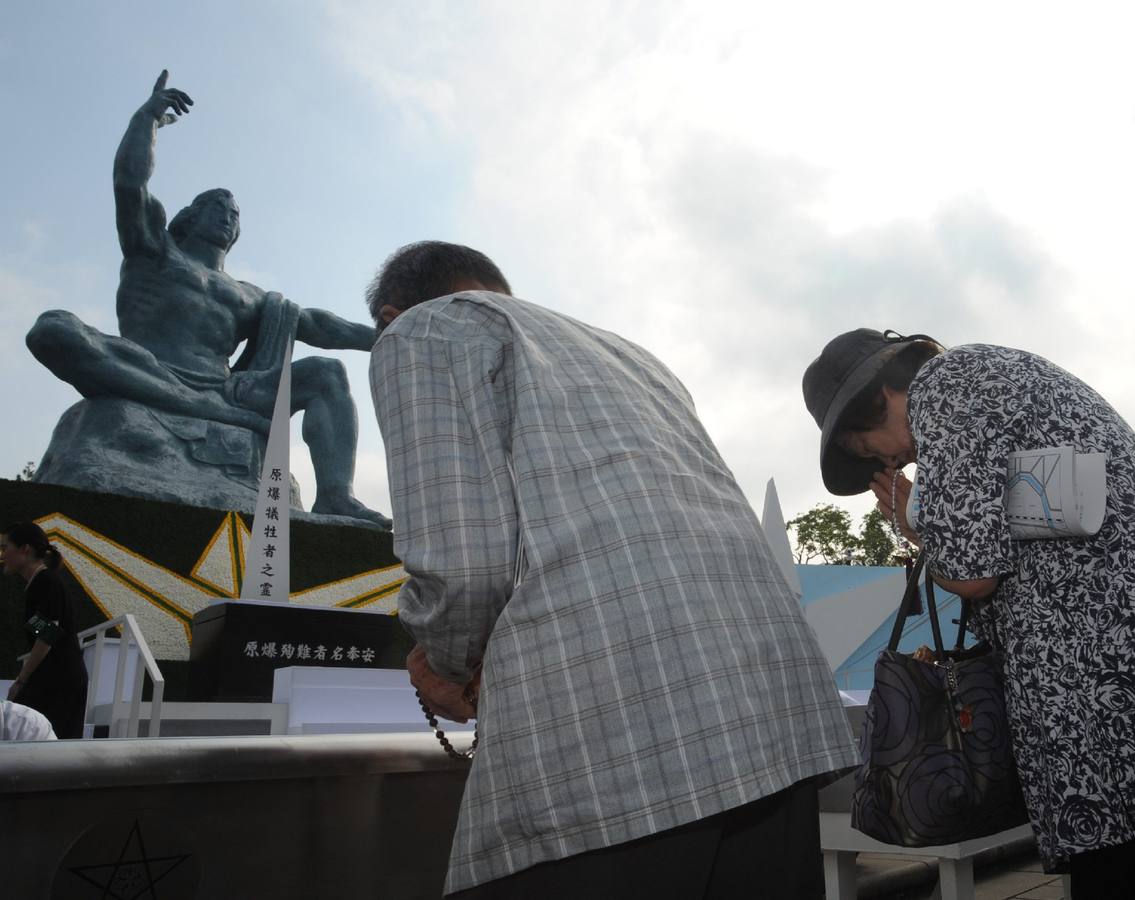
[786,504,857,564]
[858,507,905,566]
[787,503,911,566]
[14,461,36,482]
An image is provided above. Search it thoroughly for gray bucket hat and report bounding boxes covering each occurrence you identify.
[802,328,936,496]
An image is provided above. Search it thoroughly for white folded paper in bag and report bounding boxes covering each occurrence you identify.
[907,446,1106,540]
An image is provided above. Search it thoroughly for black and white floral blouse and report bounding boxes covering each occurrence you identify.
[908,344,1135,871]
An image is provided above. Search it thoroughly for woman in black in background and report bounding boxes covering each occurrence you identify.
[2,522,88,738]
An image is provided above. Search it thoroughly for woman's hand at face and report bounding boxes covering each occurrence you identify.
[870,468,921,547]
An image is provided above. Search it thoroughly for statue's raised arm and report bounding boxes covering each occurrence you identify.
[113,70,193,258]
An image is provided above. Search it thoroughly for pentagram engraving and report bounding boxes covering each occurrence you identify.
[55,817,197,900]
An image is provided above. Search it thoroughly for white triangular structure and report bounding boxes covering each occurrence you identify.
[240,340,293,602]
[193,514,251,596]
[760,478,803,601]
[802,568,908,673]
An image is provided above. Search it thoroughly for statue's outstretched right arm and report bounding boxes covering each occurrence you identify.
[113,70,193,258]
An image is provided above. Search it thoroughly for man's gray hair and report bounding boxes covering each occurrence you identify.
[365,241,511,325]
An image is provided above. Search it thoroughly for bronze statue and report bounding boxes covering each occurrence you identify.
[27,72,389,528]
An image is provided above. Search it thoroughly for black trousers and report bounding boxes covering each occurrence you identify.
[1068,837,1135,899]
[18,674,87,739]
[448,779,822,900]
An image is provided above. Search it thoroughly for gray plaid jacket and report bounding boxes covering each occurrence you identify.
[370,293,856,894]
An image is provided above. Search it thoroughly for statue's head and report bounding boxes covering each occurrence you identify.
[169,188,241,252]
[365,241,512,328]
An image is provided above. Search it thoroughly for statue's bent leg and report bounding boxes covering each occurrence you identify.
[291,356,391,528]
[27,310,269,435]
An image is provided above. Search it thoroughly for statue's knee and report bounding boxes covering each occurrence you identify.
[26,310,81,359]
[313,357,350,393]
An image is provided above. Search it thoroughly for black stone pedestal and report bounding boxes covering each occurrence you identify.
[189,601,414,701]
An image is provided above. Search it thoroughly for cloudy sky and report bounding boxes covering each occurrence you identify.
[4,1,1135,534]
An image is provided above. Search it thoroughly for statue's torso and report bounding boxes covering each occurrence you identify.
[117,249,261,381]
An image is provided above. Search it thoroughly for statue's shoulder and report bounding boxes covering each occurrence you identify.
[234,278,266,295]
[230,279,272,311]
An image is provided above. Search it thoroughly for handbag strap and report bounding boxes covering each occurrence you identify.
[923,571,947,657]
[886,551,973,655]
[886,550,927,651]
[952,594,972,651]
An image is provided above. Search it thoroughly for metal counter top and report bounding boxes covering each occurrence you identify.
[0,731,473,794]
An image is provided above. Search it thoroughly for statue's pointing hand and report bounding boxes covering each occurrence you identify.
[146,69,194,128]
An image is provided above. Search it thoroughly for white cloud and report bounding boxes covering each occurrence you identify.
[352,449,393,519]
[324,0,1135,524]
[0,267,56,353]
[0,265,100,478]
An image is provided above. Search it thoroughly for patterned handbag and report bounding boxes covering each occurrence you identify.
[850,552,1030,846]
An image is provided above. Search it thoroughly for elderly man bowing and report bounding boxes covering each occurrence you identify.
[367,241,856,898]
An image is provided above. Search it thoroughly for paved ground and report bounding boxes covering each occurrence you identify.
[854,847,1068,899]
